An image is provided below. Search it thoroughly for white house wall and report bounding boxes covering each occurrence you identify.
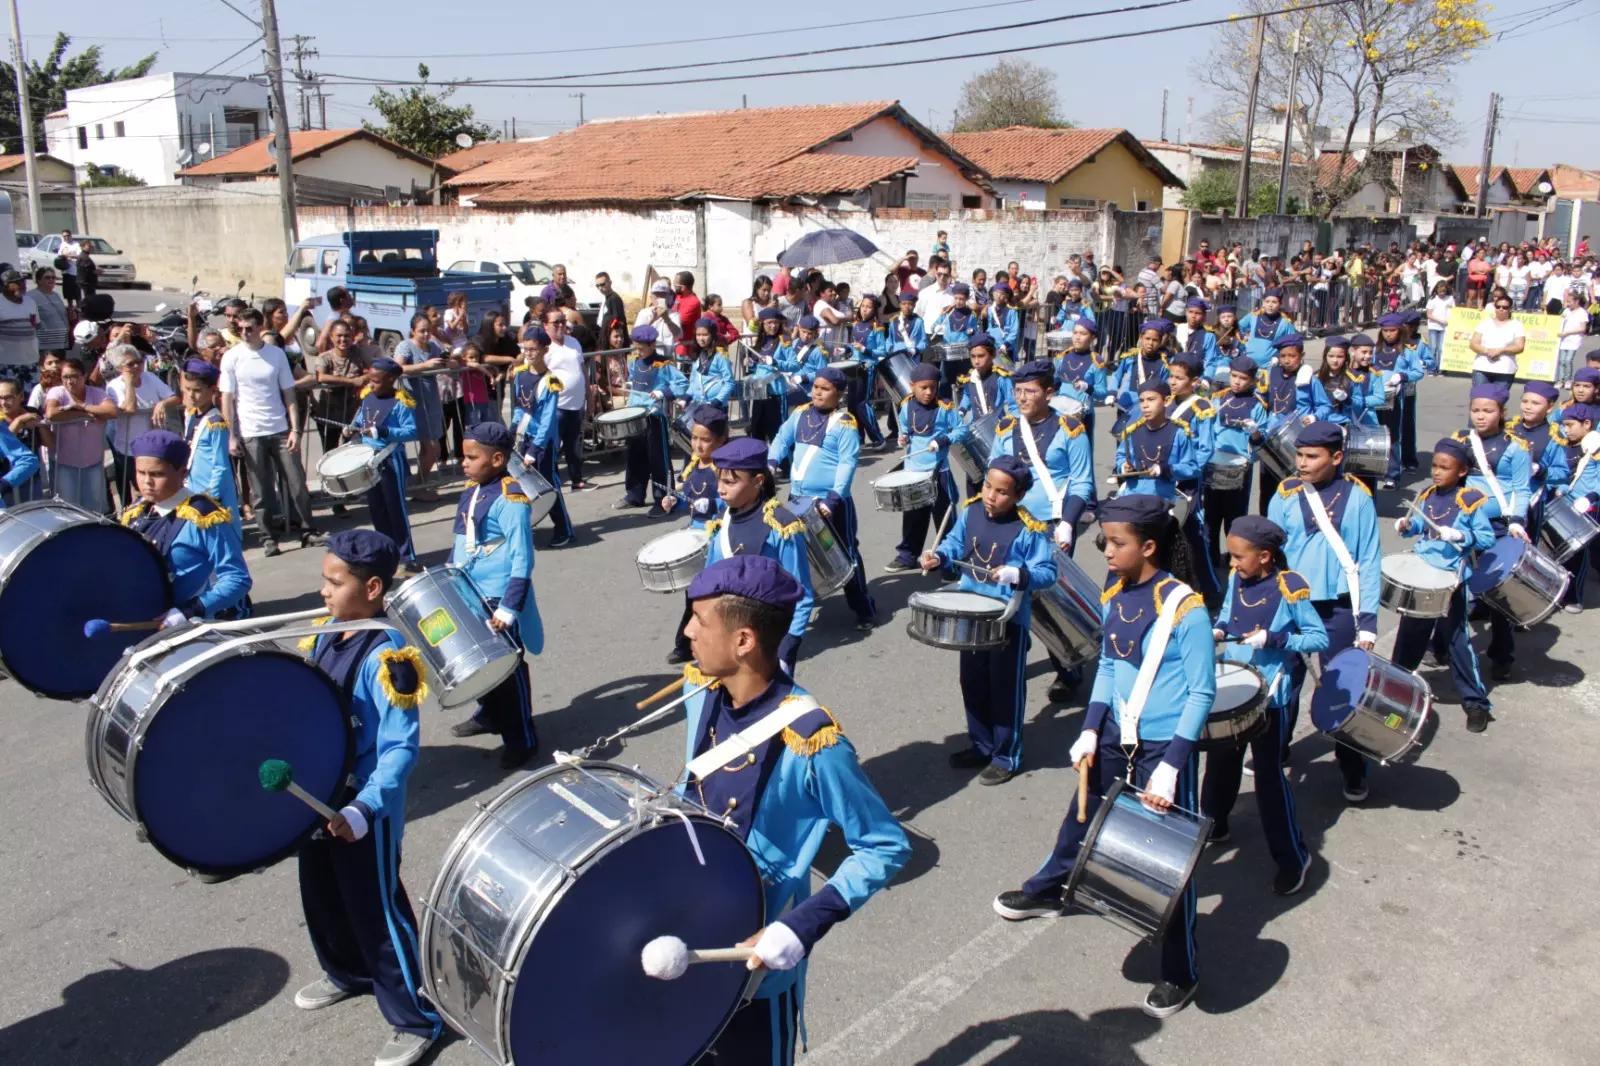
[811,117,988,206]
[293,138,437,191]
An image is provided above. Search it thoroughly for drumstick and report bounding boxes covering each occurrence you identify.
[1107,469,1158,483]
[636,675,690,710]
[313,415,356,431]
[83,618,162,638]
[257,759,340,822]
[641,936,758,980]
[947,558,996,580]
[1076,760,1090,823]
[1403,498,1448,536]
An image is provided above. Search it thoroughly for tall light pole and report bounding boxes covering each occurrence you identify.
[1276,27,1301,215]
[259,0,298,251]
[7,0,43,232]
[1235,15,1267,218]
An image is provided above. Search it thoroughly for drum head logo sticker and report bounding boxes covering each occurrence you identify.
[817,527,836,551]
[418,608,458,647]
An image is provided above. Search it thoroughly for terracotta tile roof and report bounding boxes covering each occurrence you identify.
[1550,164,1600,199]
[1504,167,1552,197]
[947,127,1182,188]
[180,129,444,177]
[435,140,533,173]
[1446,164,1549,198]
[1316,151,1363,188]
[474,154,920,206]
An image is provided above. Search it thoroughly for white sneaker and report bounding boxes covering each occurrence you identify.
[375,1032,434,1066]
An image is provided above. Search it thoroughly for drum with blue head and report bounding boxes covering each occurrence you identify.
[0,500,171,700]
[86,625,353,875]
[1467,536,1569,627]
[420,761,762,1065]
[1310,647,1432,765]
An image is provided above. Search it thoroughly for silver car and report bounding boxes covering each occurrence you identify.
[24,234,139,287]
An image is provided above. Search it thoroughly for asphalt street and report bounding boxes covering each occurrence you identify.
[2,310,1598,1065]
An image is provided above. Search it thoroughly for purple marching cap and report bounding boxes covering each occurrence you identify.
[987,454,1033,493]
[967,331,996,353]
[687,555,804,609]
[1434,437,1472,466]
[467,423,515,450]
[130,429,189,468]
[1011,360,1054,385]
[1229,514,1285,551]
[712,437,769,471]
[328,529,400,579]
[631,325,659,345]
[1296,420,1344,450]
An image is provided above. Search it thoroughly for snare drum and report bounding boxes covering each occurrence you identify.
[929,340,970,364]
[1311,647,1432,764]
[0,500,171,699]
[1065,778,1211,940]
[828,358,865,382]
[1030,547,1103,668]
[1261,419,1302,479]
[1048,395,1087,419]
[636,529,710,593]
[386,567,521,709]
[420,762,762,1066]
[880,353,917,407]
[872,467,938,512]
[1043,330,1073,357]
[1200,661,1269,750]
[669,409,693,454]
[787,496,855,596]
[1204,452,1250,491]
[505,453,558,526]
[1344,423,1391,476]
[950,409,1001,484]
[87,627,352,874]
[596,406,650,444]
[317,441,397,498]
[1467,537,1570,627]
[1541,493,1600,563]
[905,590,1010,650]
[1379,552,1459,618]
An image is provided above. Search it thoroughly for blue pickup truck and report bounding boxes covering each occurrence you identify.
[283,229,511,353]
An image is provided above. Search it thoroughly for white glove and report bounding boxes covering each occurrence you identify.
[337,804,370,840]
[1068,730,1098,766]
[1508,522,1528,541]
[1436,526,1466,544]
[1054,522,1072,548]
[1395,517,1410,534]
[992,565,1021,587]
[1531,461,1542,477]
[650,390,663,400]
[925,441,940,453]
[1583,430,1600,458]
[750,921,805,971]
[492,606,518,627]
[1242,629,1269,649]
[1575,496,1594,515]
[1332,389,1348,403]
[1147,463,1162,478]
[1212,628,1225,642]
[1144,762,1178,805]
[691,497,713,516]
[1241,419,1258,433]
[1104,395,1119,407]
[160,608,187,630]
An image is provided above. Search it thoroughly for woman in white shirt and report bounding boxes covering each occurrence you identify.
[812,281,848,348]
[1469,294,1526,387]
[1425,281,1455,372]
[1506,255,1531,311]
[1557,289,1590,387]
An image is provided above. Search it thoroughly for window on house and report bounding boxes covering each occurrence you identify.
[961,195,981,209]
[1135,200,1151,211]
[114,121,125,137]
[1057,196,1098,209]
[76,127,86,150]
[95,124,104,140]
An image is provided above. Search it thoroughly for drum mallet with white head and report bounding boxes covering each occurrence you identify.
[83,618,163,638]
[258,759,340,821]
[641,936,757,980]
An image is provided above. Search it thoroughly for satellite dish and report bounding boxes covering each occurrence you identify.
[1538,180,1554,194]
[176,149,193,166]
[266,141,277,158]
[454,133,474,149]
[197,141,212,156]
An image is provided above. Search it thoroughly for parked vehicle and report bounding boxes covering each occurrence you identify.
[13,232,39,257]
[285,230,511,355]
[21,234,139,287]
[443,256,601,328]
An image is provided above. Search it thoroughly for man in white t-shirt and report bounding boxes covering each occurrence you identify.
[219,306,325,555]
[917,260,955,324]
[105,342,178,506]
[634,281,683,359]
[58,232,81,307]
[539,307,593,491]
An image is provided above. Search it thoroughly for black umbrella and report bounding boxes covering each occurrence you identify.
[776,229,880,269]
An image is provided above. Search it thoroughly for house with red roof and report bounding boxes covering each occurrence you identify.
[947,127,1183,211]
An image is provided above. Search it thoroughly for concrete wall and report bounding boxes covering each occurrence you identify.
[1109,209,1164,272]
[1328,216,1416,250]
[80,183,285,297]
[1432,216,1491,250]
[812,116,988,207]
[1049,140,1164,211]
[1184,212,1317,261]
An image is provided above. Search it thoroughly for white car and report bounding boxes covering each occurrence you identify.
[444,257,599,324]
[23,234,139,287]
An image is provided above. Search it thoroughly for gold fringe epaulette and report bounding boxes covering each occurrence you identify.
[1016,507,1047,533]
[836,412,859,430]
[500,476,530,503]
[1344,473,1373,495]
[781,702,843,757]
[176,496,232,530]
[1101,577,1125,604]
[1155,577,1205,623]
[1058,415,1085,437]
[963,492,984,508]
[119,501,148,526]
[298,615,332,653]
[377,646,428,710]
[995,416,1017,437]
[1120,417,1147,440]
[1457,487,1488,514]
[396,388,416,409]
[1173,417,1194,437]
[1277,477,1304,498]
[938,400,955,411]
[682,662,721,690]
[1277,570,1312,602]
[764,498,803,537]
[544,374,563,393]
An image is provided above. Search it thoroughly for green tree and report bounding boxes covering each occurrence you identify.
[0,34,157,148]
[1180,165,1302,215]
[84,164,144,187]
[952,59,1074,132]
[365,64,497,159]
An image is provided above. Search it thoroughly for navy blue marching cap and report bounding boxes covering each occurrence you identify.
[757,306,785,322]
[690,403,730,433]
[899,290,918,305]
[1296,420,1344,450]
[1575,367,1600,386]
[1099,494,1171,525]
[1262,287,1284,299]
[1563,402,1595,423]
[1377,313,1405,328]
[1470,382,1510,406]
[1523,381,1559,402]
[1215,304,1237,315]
[815,365,847,388]
[686,555,804,609]
[1186,298,1210,311]
[130,429,189,467]
[1229,514,1286,551]
[967,331,996,352]
[695,316,719,332]
[910,362,940,383]
[1348,333,1375,348]
[711,437,769,471]
[987,454,1033,493]
[991,282,1012,295]
[1139,318,1172,336]
[1324,335,1350,350]
[1229,355,1257,375]
[797,315,821,331]
[631,325,659,344]
[467,422,515,450]
[950,283,970,297]
[1270,332,1305,351]
[182,358,219,382]
[1435,437,1472,466]
[1011,359,1054,385]
[328,529,399,579]
[520,325,550,344]
[1400,309,1422,325]
[1066,278,1085,290]
[371,357,401,375]
[1073,316,1098,335]
[1139,378,1171,397]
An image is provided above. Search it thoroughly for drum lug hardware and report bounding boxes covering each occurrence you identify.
[134,824,149,843]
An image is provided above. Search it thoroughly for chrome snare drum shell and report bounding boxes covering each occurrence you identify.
[905,590,1010,651]
[1065,778,1211,941]
[505,453,557,526]
[1540,494,1600,564]
[1344,423,1392,477]
[1312,647,1433,765]
[1379,552,1459,619]
[1204,452,1250,491]
[386,567,521,709]
[950,409,1000,485]
[1199,661,1269,751]
[635,529,710,593]
[1468,537,1570,628]
[1029,547,1103,668]
[316,442,396,498]
[880,353,917,407]
[595,406,650,444]
[1260,419,1301,479]
[872,468,938,513]
[787,496,856,597]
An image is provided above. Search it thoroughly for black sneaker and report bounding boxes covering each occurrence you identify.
[301,529,328,548]
[883,558,917,574]
[1490,661,1512,682]
[261,541,283,558]
[992,889,1064,920]
[1207,823,1231,845]
[451,719,493,738]
[978,763,1015,786]
[1143,980,1198,1018]
[331,503,347,516]
[1380,479,1397,491]
[854,617,876,632]
[1273,854,1312,896]
[666,648,691,666]
[1047,676,1079,702]
[948,748,988,769]
[613,497,645,510]
[499,745,537,770]
[1342,777,1369,803]
[548,533,575,548]
[1465,706,1492,733]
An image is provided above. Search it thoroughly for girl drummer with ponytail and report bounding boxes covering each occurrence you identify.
[1202,515,1325,895]
[993,493,1214,1020]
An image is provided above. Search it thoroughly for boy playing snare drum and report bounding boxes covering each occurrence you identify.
[884,362,966,574]
[345,358,420,572]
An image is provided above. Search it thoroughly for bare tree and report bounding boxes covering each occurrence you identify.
[953,59,1073,132]
[1195,0,1489,217]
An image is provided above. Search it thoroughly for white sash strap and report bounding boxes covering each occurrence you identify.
[687,695,822,782]
[1302,483,1360,620]
[717,517,733,561]
[792,411,844,481]
[1573,453,1592,490]
[897,320,913,349]
[464,485,482,553]
[1115,581,1192,745]
[1018,415,1064,519]
[974,374,990,416]
[1170,396,1198,424]
[1469,430,1512,518]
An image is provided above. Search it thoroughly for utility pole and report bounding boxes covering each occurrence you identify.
[1160,87,1168,141]
[7,0,43,232]
[570,92,585,126]
[286,34,319,131]
[260,0,298,251]
[1475,92,1499,219]
[1276,27,1301,215]
[1184,96,1194,146]
[1235,15,1267,218]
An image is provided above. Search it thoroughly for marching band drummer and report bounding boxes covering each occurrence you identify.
[1175,298,1220,371]
[1110,320,1173,435]
[1372,314,1426,490]
[956,332,1018,427]
[293,529,440,1066]
[921,455,1057,785]
[1555,366,1600,424]
[1050,277,1096,330]
[345,358,420,574]
[121,429,251,623]
[931,283,978,399]
[614,325,688,512]
[179,358,239,535]
[700,437,814,675]
[1451,383,1533,682]
[1238,288,1295,369]
[677,555,909,1066]
[1203,516,1324,894]
[993,360,1093,699]
[1510,381,1569,542]
[774,315,828,402]
[1166,356,1220,600]
[508,328,575,548]
[1115,379,1198,507]
[1268,421,1382,803]
[1345,335,1387,429]
[1555,403,1600,611]
[992,494,1213,1019]
[0,411,38,508]
[983,282,1021,363]
[770,365,877,632]
[1209,304,1243,378]
[1309,337,1365,426]
[1400,309,1431,466]
[664,405,730,666]
[845,294,889,449]
[1255,333,1315,513]
[1207,355,1270,571]
[884,363,966,574]
[746,307,791,444]
[1052,317,1109,506]
[685,316,736,411]
[1391,438,1497,733]
[445,423,541,769]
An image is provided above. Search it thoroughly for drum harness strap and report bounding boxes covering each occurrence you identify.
[1018,414,1065,521]
[1302,484,1361,625]
[1468,430,1514,521]
[791,411,844,482]
[461,484,505,559]
[1113,581,1192,778]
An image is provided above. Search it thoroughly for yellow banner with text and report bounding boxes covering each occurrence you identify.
[1437,307,1561,381]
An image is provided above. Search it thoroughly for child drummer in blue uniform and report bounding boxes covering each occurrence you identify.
[121,429,251,623]
[346,358,420,573]
[179,358,239,534]
[615,325,688,511]
[294,529,440,1066]
[664,405,730,667]
[680,555,909,1066]
[993,494,1214,1019]
[445,424,541,769]
[685,316,736,410]
[508,326,574,547]
[922,455,1057,785]
[884,362,966,573]
[1556,403,1600,610]
[1203,515,1325,894]
[1208,354,1270,569]
[1391,437,1497,733]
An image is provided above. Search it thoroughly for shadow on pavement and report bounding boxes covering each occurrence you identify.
[0,947,290,1065]
[912,1006,1159,1065]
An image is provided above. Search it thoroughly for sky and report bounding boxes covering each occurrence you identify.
[16,0,1600,169]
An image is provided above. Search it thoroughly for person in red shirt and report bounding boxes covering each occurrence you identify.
[704,294,740,345]
[896,250,927,297]
[672,271,702,357]
[1578,235,1591,258]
